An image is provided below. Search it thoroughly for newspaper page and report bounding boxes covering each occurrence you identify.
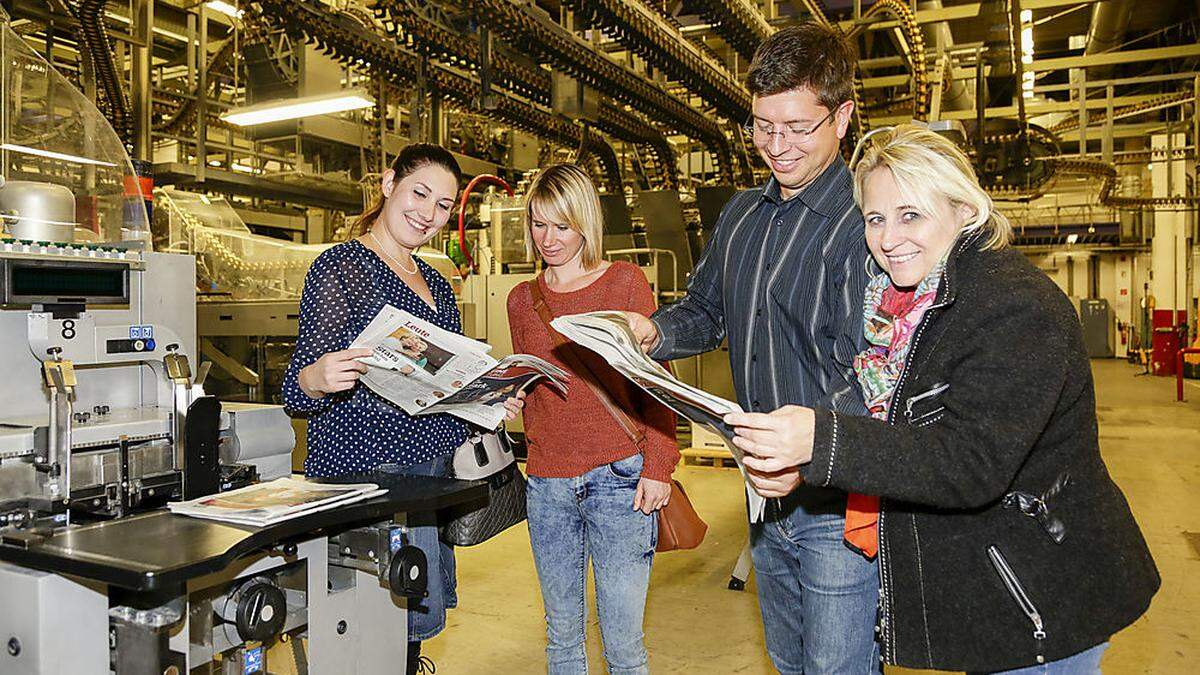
[168,477,386,527]
[352,305,569,429]
[551,311,766,522]
[429,355,569,428]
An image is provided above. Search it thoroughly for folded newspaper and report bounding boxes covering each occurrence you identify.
[550,311,766,522]
[168,477,386,527]
[352,304,569,429]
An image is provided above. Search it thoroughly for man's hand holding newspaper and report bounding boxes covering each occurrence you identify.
[351,305,568,429]
[549,311,766,522]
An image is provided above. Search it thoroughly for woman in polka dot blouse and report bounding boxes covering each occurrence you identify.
[282,143,521,673]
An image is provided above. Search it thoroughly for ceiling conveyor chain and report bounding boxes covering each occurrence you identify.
[559,0,751,122]
[157,37,239,136]
[846,0,928,122]
[370,0,682,188]
[446,0,735,183]
[1049,158,1200,209]
[686,0,774,63]
[368,0,548,104]
[253,0,638,191]
[1050,91,1196,135]
[248,2,574,150]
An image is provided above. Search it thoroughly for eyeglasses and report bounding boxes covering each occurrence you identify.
[744,107,839,145]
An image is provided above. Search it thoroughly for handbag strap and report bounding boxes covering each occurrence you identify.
[528,277,646,448]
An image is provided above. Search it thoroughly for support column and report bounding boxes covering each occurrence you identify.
[1114,254,1134,359]
[1149,133,1189,374]
[131,0,153,161]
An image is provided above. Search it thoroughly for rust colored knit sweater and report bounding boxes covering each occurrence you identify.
[507,261,679,482]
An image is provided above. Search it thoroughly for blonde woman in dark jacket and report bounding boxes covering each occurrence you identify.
[726,124,1159,673]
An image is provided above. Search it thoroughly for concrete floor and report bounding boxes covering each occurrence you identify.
[423,360,1200,674]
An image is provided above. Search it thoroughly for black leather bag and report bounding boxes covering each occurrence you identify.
[440,430,528,546]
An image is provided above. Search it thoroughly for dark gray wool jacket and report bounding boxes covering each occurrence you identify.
[801,235,1159,672]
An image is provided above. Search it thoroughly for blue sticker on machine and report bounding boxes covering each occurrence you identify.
[128,325,154,339]
[390,528,403,553]
[244,646,264,673]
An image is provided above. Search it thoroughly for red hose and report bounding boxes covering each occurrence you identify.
[457,174,513,274]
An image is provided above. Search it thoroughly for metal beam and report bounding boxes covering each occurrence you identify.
[870,94,1185,125]
[837,0,1101,31]
[1028,44,1200,72]
[867,45,1200,89]
[1054,122,1171,142]
[153,163,363,211]
[862,66,985,89]
[1035,71,1200,93]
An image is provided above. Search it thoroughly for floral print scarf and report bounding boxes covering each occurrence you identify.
[855,257,947,418]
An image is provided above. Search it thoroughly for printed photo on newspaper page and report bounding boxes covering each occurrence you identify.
[429,355,569,428]
[550,311,766,521]
[352,304,569,428]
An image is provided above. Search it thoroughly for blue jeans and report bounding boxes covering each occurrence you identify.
[971,643,1108,675]
[750,493,880,674]
[526,454,657,675]
[386,454,458,642]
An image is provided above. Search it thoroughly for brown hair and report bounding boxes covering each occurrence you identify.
[354,143,463,235]
[746,22,857,111]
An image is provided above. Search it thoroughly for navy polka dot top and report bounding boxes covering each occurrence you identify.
[282,239,469,478]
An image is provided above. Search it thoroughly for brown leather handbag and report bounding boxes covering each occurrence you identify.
[528,279,707,552]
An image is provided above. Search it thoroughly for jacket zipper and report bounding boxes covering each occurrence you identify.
[880,298,946,663]
[987,545,1047,664]
[904,383,949,423]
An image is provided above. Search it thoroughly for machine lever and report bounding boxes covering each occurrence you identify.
[194,361,212,388]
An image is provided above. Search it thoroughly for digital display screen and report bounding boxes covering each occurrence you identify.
[9,264,128,299]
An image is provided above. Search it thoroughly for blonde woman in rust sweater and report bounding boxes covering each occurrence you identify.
[507,164,678,675]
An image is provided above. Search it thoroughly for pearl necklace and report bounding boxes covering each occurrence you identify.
[369,230,418,275]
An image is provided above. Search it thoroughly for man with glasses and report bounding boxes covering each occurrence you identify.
[623,22,878,674]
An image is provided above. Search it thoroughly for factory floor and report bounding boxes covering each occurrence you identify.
[423,360,1200,674]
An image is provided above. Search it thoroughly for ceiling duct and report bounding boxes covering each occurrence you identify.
[1083,0,1135,79]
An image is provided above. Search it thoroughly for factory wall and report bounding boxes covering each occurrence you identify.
[1027,251,1154,356]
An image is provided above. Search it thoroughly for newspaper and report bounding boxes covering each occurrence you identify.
[550,311,766,522]
[353,304,569,429]
[168,477,386,527]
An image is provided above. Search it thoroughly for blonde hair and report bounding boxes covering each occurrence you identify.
[851,124,1012,250]
[524,164,604,270]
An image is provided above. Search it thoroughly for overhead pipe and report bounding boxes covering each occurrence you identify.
[918,0,976,114]
[1083,0,1135,79]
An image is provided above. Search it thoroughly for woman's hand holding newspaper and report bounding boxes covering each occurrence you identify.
[299,348,374,398]
[502,390,527,421]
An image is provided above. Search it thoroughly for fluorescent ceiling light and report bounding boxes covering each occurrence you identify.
[1,143,117,167]
[205,1,243,19]
[220,90,374,126]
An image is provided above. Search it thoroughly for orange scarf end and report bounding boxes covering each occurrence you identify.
[844,492,880,558]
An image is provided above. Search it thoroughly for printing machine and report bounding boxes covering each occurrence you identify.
[0,243,485,674]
